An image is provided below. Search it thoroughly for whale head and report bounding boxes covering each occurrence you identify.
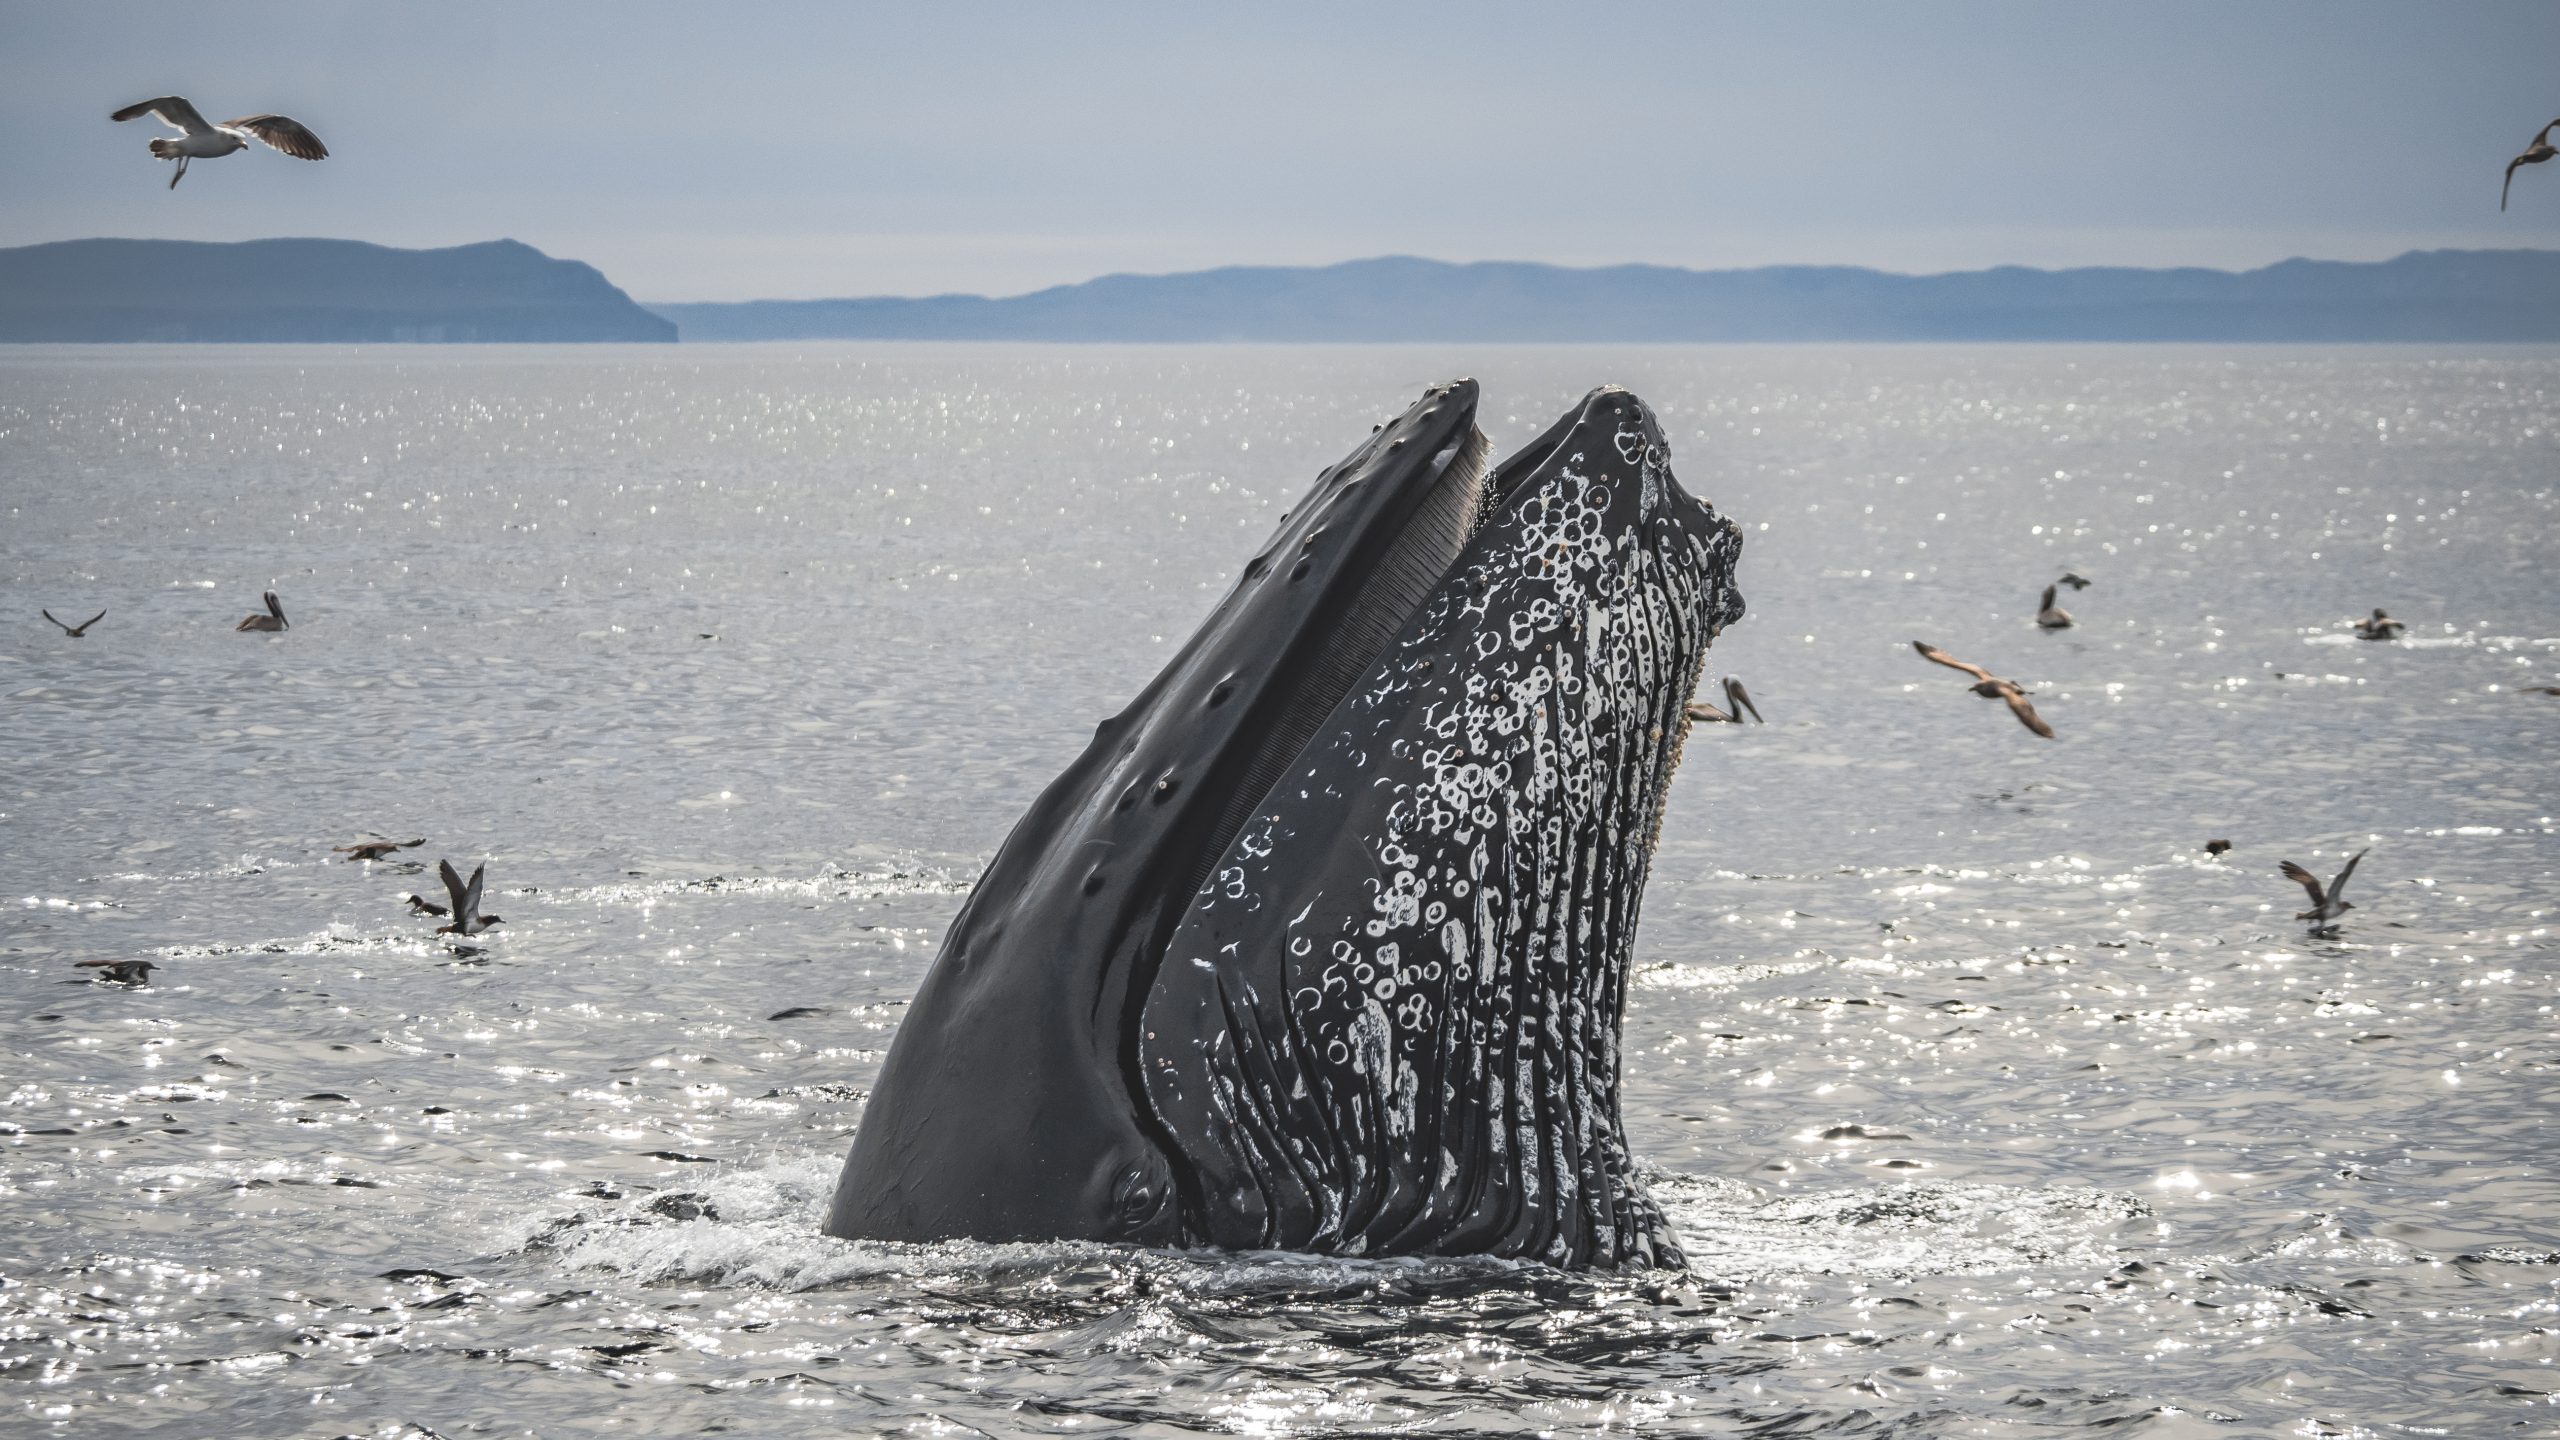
[827,381,1744,1267]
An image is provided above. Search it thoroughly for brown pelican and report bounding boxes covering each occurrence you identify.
[1911,641,2057,738]
[433,860,504,936]
[111,97,327,189]
[2504,119,2558,211]
[77,959,158,985]
[2280,849,2367,935]
[2354,608,2405,640]
[42,608,106,638]
[237,592,288,632]
[1684,676,1764,724]
[335,837,424,862]
[2035,584,2074,630]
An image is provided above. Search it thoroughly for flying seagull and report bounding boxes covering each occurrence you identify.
[2280,849,2367,935]
[433,860,504,936]
[2056,573,2093,591]
[2035,584,2074,630]
[42,608,107,638]
[1911,641,2057,738]
[1685,676,1764,725]
[112,97,326,189]
[2354,608,2405,641]
[335,837,425,862]
[2504,119,2557,211]
[237,592,288,632]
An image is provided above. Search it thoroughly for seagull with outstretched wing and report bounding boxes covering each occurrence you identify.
[2280,849,2367,934]
[433,860,505,937]
[1912,640,2057,739]
[2506,120,2559,211]
[111,96,327,188]
[42,608,106,638]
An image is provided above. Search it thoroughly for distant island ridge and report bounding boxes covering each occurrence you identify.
[4,238,2558,343]
[0,238,673,343]
[655,249,2560,342]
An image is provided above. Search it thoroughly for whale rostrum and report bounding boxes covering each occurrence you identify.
[826,381,1746,1268]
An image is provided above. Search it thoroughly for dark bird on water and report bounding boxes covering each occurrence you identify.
[2503,119,2557,211]
[1684,676,1764,725]
[111,96,327,189]
[237,592,288,632]
[433,860,504,936]
[78,959,158,985]
[2354,608,2405,640]
[2280,849,2368,935]
[42,609,107,638]
[404,893,449,917]
[2057,573,2093,591]
[1911,641,2057,738]
[2205,839,2233,857]
[336,837,425,862]
[2035,584,2074,630]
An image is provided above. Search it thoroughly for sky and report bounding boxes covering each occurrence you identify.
[3,1,2556,302]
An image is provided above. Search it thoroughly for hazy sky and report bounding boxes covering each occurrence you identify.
[4,2,2555,301]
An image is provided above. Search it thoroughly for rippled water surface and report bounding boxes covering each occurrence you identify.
[3,343,2556,1438]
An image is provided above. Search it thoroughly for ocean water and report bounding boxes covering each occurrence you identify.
[2,342,2555,1438]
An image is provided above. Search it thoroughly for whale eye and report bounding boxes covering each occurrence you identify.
[1110,1162,1170,1232]
[1152,776,1178,802]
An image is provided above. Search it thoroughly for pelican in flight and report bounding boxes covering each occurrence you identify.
[2504,119,2557,211]
[237,592,288,632]
[42,608,106,638]
[1911,641,2057,738]
[111,97,327,189]
[1685,676,1765,725]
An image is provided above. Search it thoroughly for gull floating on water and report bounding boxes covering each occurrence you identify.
[1911,641,2056,738]
[2280,849,2367,935]
[2504,119,2557,211]
[2035,584,2074,630]
[1684,676,1764,725]
[237,592,288,632]
[433,860,504,936]
[42,608,106,638]
[111,97,327,189]
[404,893,449,917]
[2353,608,2404,640]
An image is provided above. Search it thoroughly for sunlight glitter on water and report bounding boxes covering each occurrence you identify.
[3,343,2556,1436]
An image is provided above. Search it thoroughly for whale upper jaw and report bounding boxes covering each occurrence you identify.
[826,383,1744,1269]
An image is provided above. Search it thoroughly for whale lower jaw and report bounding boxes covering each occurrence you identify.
[1138,389,1739,1268]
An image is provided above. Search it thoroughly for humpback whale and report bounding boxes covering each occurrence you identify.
[827,381,1745,1268]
